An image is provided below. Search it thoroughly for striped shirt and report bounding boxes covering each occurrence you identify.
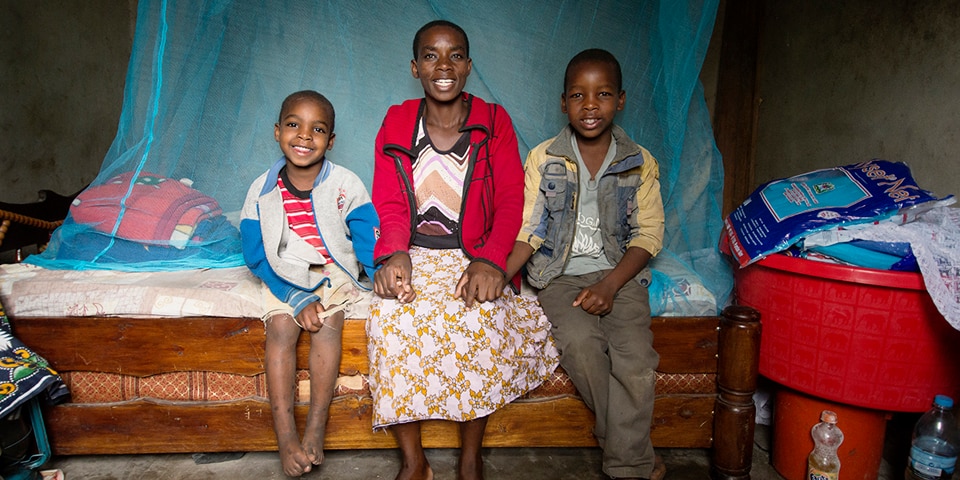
[278,171,332,264]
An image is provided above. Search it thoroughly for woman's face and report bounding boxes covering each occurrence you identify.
[411,25,472,103]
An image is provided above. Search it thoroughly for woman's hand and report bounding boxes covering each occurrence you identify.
[373,252,416,303]
[454,261,506,308]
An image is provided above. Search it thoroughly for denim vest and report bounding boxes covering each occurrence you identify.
[526,127,654,289]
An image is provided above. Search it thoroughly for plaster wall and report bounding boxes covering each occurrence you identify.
[0,1,136,203]
[756,1,960,199]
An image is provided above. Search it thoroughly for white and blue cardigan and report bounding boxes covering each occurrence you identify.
[240,157,379,316]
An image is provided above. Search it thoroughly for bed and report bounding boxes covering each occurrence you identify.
[2,1,759,477]
[0,259,760,480]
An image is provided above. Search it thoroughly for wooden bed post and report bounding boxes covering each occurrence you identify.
[711,305,761,480]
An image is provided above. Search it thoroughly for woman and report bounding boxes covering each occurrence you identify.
[368,20,558,480]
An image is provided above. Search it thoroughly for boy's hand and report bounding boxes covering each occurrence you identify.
[573,247,653,316]
[455,261,505,308]
[295,301,325,332]
[373,252,416,303]
[572,279,619,316]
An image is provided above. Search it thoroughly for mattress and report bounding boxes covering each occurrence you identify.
[0,263,265,318]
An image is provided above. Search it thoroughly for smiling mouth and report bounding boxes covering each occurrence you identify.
[434,79,455,87]
[581,118,601,128]
[292,145,314,155]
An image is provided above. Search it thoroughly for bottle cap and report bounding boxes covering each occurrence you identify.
[820,410,837,423]
[934,395,954,409]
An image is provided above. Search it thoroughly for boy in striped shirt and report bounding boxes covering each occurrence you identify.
[240,90,379,477]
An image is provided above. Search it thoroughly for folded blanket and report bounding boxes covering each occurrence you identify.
[70,171,223,248]
[0,300,69,419]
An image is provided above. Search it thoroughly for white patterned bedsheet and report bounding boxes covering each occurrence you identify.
[0,263,266,318]
[0,262,714,319]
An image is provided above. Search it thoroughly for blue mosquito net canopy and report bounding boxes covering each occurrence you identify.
[30,0,733,315]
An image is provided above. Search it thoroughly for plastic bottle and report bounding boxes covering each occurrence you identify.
[905,395,959,480]
[807,410,843,480]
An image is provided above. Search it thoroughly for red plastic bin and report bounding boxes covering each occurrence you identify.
[735,253,960,412]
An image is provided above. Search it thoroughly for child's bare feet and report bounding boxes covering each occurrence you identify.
[277,434,314,477]
[301,424,325,467]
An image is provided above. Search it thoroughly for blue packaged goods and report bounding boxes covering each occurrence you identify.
[723,159,941,267]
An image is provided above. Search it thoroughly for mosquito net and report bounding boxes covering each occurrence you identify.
[29,0,733,314]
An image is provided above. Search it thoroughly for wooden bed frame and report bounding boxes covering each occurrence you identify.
[11,305,760,480]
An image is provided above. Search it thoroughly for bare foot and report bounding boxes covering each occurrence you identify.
[396,456,433,480]
[650,453,666,480]
[277,435,314,477]
[302,424,325,467]
[301,441,324,468]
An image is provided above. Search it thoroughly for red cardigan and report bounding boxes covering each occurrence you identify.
[372,93,523,287]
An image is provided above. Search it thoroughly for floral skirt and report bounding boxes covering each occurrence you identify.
[367,246,559,428]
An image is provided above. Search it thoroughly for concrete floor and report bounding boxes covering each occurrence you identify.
[43,446,761,480]
[35,426,897,480]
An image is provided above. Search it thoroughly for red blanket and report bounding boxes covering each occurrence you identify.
[70,172,222,248]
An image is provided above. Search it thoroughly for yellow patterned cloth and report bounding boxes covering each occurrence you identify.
[367,246,559,428]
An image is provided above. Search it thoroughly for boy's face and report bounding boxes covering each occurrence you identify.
[274,98,335,172]
[561,60,625,142]
[411,25,472,103]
